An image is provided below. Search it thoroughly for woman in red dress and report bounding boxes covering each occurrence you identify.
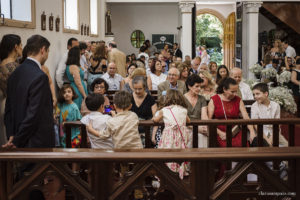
[208,77,256,147]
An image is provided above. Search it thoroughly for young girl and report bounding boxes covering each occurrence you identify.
[152,89,192,179]
[57,84,82,148]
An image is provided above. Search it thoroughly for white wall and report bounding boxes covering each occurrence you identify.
[0,0,106,84]
[259,13,276,33]
[196,3,235,19]
[109,3,180,55]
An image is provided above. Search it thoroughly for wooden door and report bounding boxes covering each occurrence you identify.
[224,12,236,69]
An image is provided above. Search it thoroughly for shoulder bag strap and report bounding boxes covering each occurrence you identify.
[168,107,187,149]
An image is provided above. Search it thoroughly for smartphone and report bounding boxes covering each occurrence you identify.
[104,105,112,114]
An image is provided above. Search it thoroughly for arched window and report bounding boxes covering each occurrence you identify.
[131,30,145,48]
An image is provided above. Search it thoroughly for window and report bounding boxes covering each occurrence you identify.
[63,0,79,33]
[89,0,98,36]
[131,30,145,48]
[0,0,35,28]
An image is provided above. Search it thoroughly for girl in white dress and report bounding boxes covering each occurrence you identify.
[152,89,192,179]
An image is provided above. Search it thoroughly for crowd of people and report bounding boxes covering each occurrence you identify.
[0,34,298,179]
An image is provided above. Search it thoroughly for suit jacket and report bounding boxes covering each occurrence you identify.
[4,59,55,148]
[108,48,126,77]
[174,48,182,58]
[157,80,187,99]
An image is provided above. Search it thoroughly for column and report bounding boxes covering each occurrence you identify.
[179,1,194,59]
[243,1,262,79]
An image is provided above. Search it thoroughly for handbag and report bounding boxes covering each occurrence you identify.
[218,95,240,137]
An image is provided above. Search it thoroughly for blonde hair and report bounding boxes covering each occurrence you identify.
[130,67,146,79]
[199,70,216,90]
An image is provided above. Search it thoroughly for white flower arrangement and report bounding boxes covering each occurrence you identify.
[249,64,263,75]
[269,86,297,114]
[261,67,277,80]
[244,79,260,90]
[277,70,291,85]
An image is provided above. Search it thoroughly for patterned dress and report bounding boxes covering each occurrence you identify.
[59,102,82,148]
[158,105,192,179]
[66,65,88,110]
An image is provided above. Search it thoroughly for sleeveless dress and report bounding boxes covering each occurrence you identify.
[66,65,88,110]
[158,105,192,179]
[211,95,243,147]
[291,69,300,96]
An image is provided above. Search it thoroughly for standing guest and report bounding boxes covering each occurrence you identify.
[56,38,79,88]
[157,68,187,99]
[131,53,137,63]
[4,35,55,148]
[124,63,137,84]
[282,40,296,59]
[199,70,216,101]
[178,63,189,82]
[200,46,210,65]
[87,91,143,149]
[81,78,110,116]
[93,43,108,73]
[185,55,191,62]
[108,41,126,77]
[87,55,104,92]
[230,67,254,100]
[208,61,218,81]
[147,60,167,90]
[145,40,157,56]
[90,41,97,54]
[216,65,229,85]
[102,62,124,91]
[57,85,82,148]
[173,43,182,59]
[161,44,170,60]
[65,46,88,110]
[0,34,22,145]
[291,58,300,117]
[184,74,208,147]
[138,45,149,69]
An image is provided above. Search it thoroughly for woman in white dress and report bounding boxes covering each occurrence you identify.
[147,60,167,90]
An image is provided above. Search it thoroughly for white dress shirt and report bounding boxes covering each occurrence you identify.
[102,72,123,91]
[55,51,69,88]
[285,45,296,58]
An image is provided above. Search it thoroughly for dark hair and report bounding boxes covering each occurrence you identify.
[150,59,161,74]
[85,93,104,111]
[94,43,106,59]
[216,65,229,84]
[90,78,109,93]
[272,59,279,64]
[91,41,96,45]
[57,84,78,104]
[296,58,300,65]
[140,45,147,53]
[109,42,117,48]
[79,42,87,50]
[24,35,50,57]
[253,83,269,94]
[216,77,237,94]
[66,46,80,66]
[0,34,21,61]
[67,38,78,47]
[113,91,132,109]
[164,89,187,109]
[127,63,137,73]
[186,74,203,91]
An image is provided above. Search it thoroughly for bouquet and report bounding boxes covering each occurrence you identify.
[277,70,291,85]
[269,86,297,114]
[249,64,263,78]
[261,67,277,80]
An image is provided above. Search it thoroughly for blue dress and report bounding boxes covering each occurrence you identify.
[59,102,82,147]
[66,65,88,110]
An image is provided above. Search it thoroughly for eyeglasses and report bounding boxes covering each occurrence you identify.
[168,73,178,77]
[94,85,105,89]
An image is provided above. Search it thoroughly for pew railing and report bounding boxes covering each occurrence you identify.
[0,148,300,200]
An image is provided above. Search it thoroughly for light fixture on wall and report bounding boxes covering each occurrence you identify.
[55,16,60,32]
[49,13,54,31]
[177,26,182,30]
[41,12,46,30]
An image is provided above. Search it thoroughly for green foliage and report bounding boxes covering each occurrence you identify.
[196,14,223,65]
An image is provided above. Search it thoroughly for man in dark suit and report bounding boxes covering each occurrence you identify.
[173,43,182,59]
[4,35,55,148]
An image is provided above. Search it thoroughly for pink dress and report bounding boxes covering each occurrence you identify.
[158,105,192,179]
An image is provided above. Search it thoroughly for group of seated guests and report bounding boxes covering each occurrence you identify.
[0,34,292,179]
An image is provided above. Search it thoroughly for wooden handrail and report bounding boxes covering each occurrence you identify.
[0,147,300,161]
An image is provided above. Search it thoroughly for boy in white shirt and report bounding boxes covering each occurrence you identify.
[81,93,113,149]
[251,83,288,146]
